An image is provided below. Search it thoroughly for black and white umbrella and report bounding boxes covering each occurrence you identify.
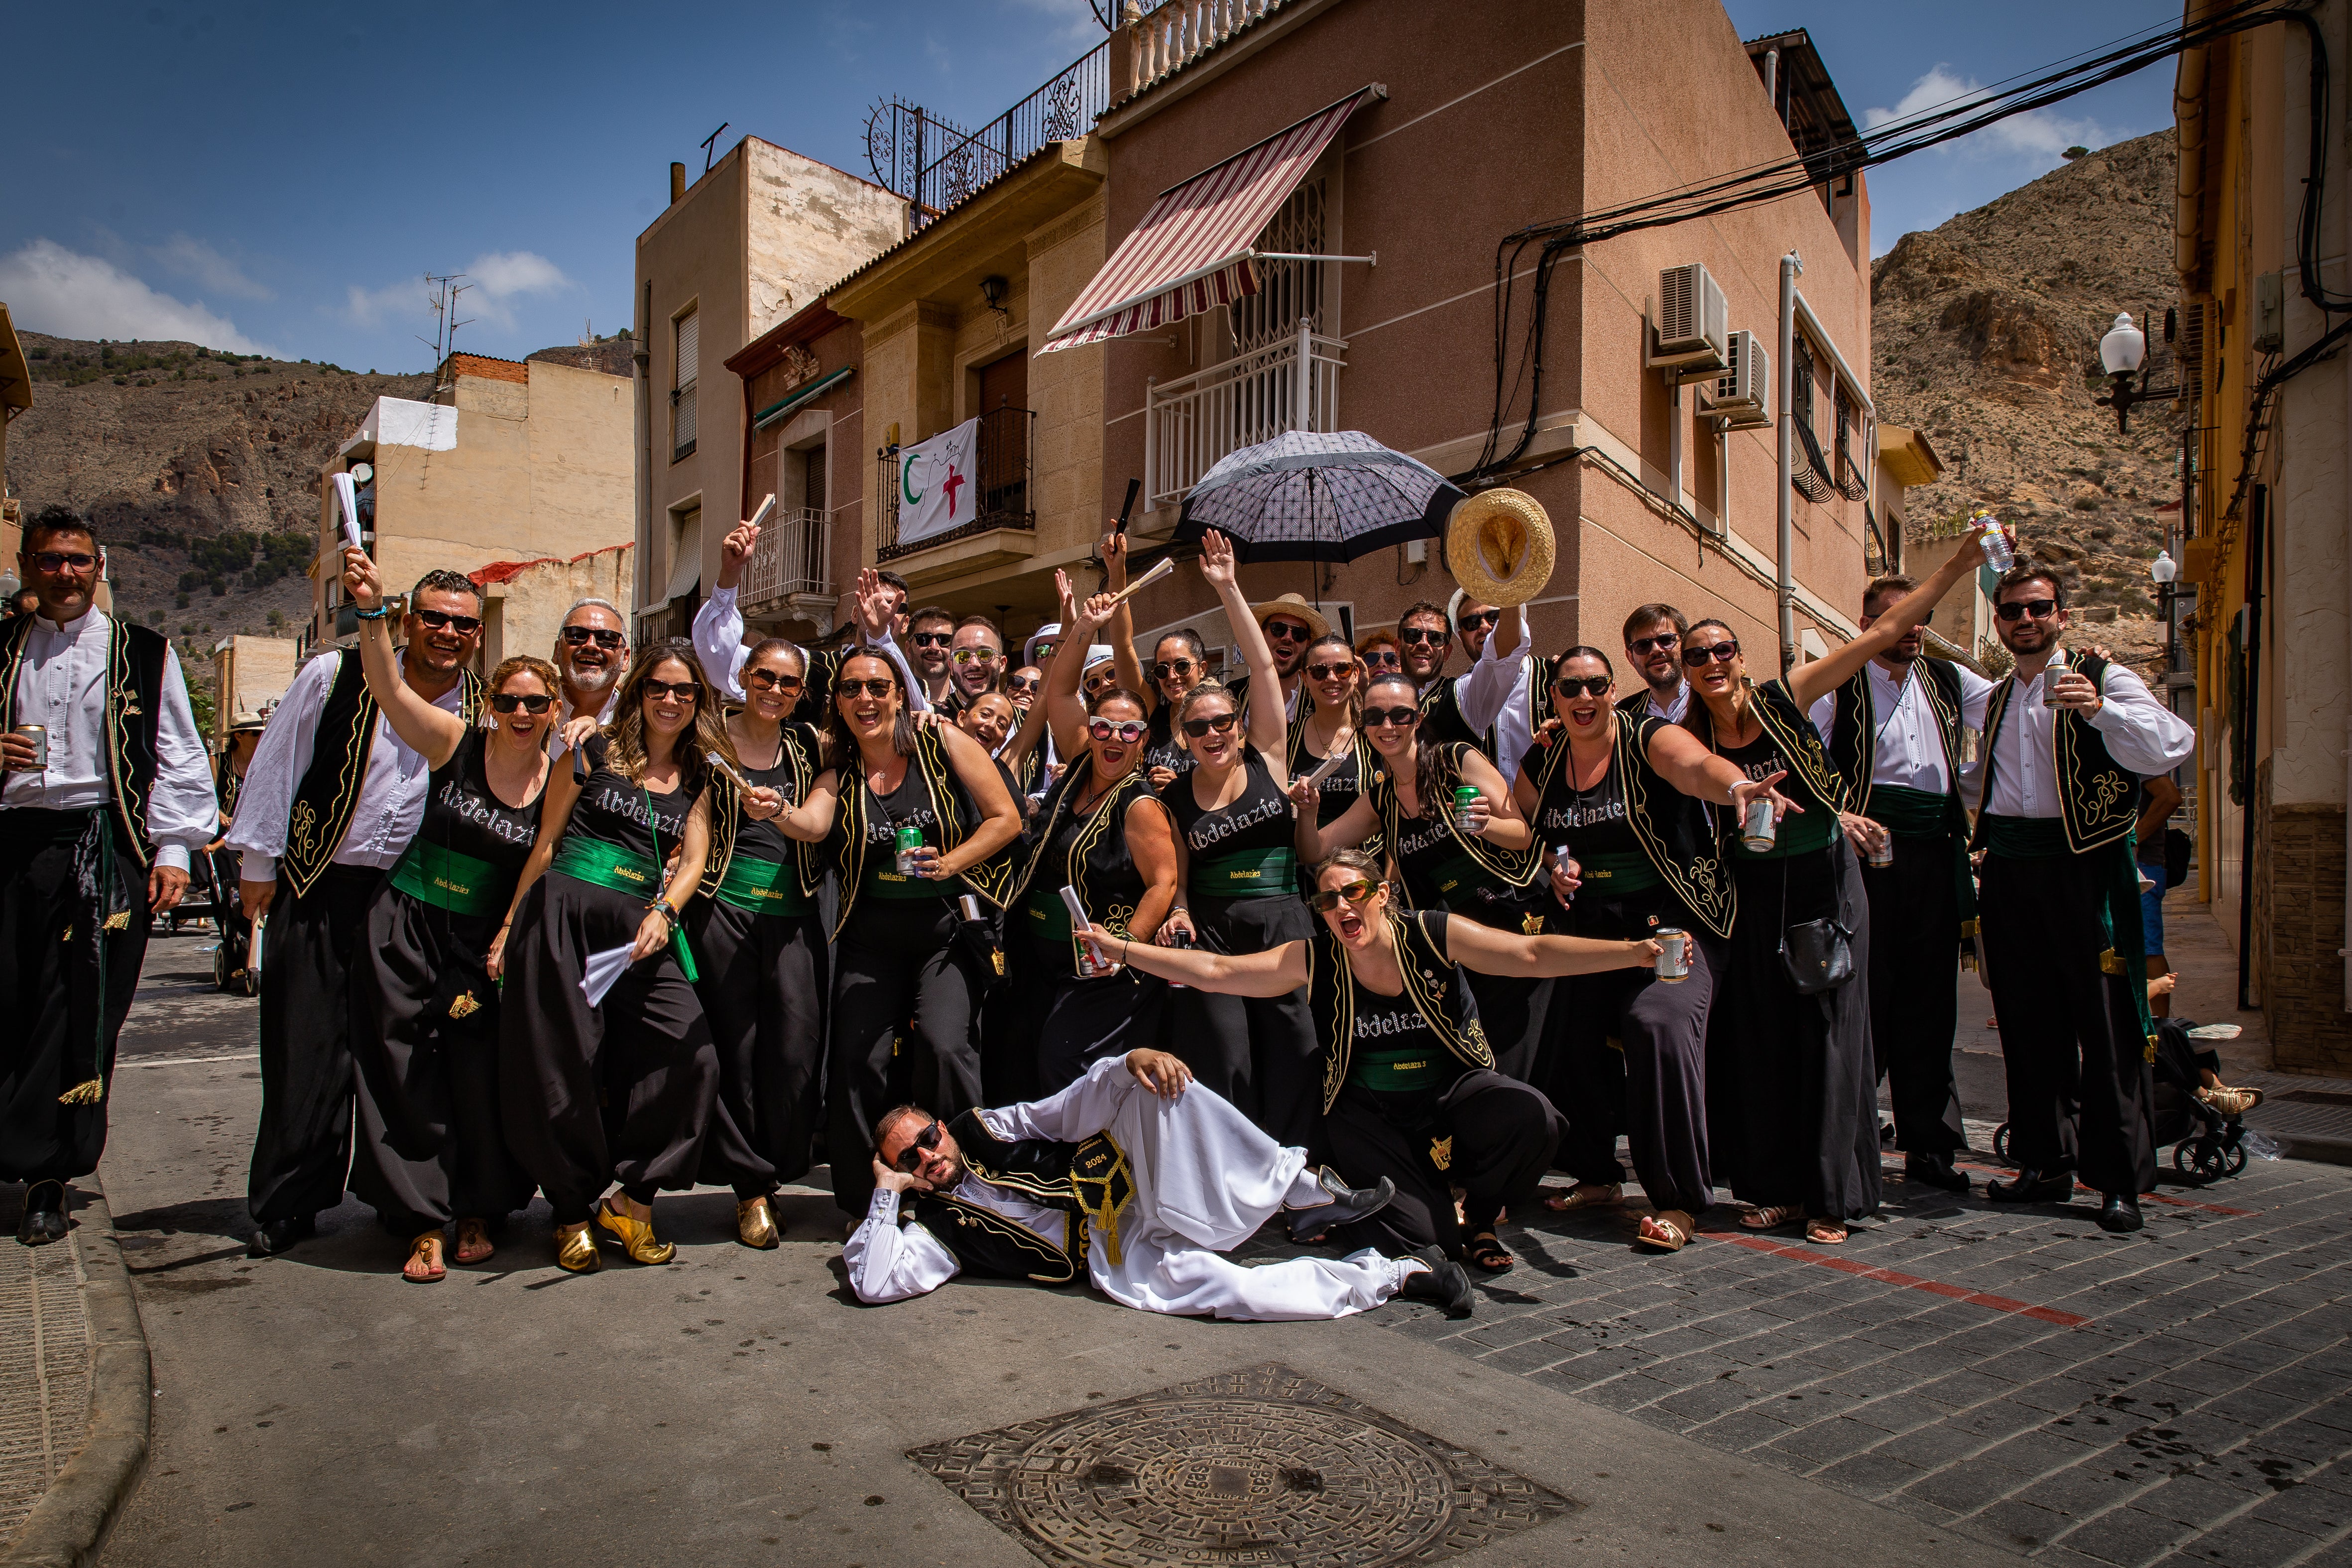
[1172,430,1465,563]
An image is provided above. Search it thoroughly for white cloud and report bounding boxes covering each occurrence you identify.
[340,250,571,334]
[148,233,273,302]
[1865,65,2110,165]
[0,239,274,354]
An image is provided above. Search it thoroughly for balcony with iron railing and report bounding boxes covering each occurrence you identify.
[877,406,1038,570]
[1144,319,1346,515]
[740,505,835,619]
[865,45,1111,225]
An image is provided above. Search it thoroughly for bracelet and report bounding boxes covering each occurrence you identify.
[354,605,389,621]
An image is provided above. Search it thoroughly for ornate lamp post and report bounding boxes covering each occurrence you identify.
[2096,312,2181,434]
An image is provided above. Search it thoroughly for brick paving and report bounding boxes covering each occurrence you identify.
[1373,1150,2352,1568]
[0,1188,93,1548]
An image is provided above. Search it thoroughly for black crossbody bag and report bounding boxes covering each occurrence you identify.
[1776,850,1854,995]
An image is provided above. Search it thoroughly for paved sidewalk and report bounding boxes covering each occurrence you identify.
[0,1188,92,1549]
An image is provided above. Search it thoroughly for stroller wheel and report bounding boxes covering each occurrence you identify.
[1991,1122,2013,1164]
[2173,1137,2228,1185]
[2225,1139,2248,1177]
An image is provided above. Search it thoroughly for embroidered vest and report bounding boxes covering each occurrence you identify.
[1681,678,1846,824]
[698,721,822,904]
[1306,908,1491,1112]
[944,1109,1136,1266]
[1970,651,2138,854]
[1417,654,1545,760]
[1529,713,1735,939]
[0,612,170,868]
[827,724,1015,936]
[1827,659,1965,816]
[282,650,484,897]
[907,1191,1085,1285]
[1006,762,1158,967]
[1366,740,1542,906]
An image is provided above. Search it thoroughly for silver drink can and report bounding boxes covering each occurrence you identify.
[2043,649,2069,708]
[957,894,983,923]
[1741,796,1778,852]
[12,724,46,769]
[1552,844,1574,906]
[1655,927,1690,983]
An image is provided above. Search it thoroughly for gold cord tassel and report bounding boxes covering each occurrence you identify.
[59,1080,105,1105]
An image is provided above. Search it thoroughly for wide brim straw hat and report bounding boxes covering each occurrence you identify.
[1445,487,1556,607]
[1245,593,1331,640]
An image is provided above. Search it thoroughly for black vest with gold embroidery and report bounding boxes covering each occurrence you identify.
[1970,651,2138,854]
[1365,740,1542,906]
[941,1107,1136,1269]
[1305,908,1491,1112]
[1417,655,1546,761]
[1006,761,1159,970]
[827,724,1015,936]
[907,1191,1085,1285]
[1827,659,1965,816]
[697,720,822,903]
[281,649,484,897]
[1681,678,1846,826]
[0,612,170,868]
[1529,712,1735,939]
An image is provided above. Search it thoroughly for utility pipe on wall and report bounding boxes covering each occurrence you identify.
[1776,250,1802,674]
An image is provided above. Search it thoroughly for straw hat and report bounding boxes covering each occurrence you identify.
[1245,593,1331,640]
[1445,488,1556,607]
[228,708,271,734]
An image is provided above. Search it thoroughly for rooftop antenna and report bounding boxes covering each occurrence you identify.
[701,122,729,173]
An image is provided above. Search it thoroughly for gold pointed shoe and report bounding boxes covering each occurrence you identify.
[554,1221,600,1274]
[736,1195,781,1249]
[595,1201,675,1265]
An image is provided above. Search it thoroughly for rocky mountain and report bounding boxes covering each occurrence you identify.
[1870,128,2187,676]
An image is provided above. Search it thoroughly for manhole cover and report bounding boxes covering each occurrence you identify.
[908,1362,1572,1567]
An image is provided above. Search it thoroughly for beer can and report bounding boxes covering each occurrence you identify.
[1060,884,1116,977]
[1655,927,1690,983]
[1551,843,1575,906]
[1453,786,1481,832]
[1741,796,1778,852]
[12,724,47,769]
[1164,926,1192,989]
[2043,649,2069,708]
[1866,833,1895,868]
[957,894,983,922]
[894,824,924,876]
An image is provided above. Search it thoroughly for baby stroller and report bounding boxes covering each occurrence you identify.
[207,846,257,996]
[1989,1017,2248,1185]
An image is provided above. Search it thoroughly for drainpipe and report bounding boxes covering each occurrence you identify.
[1776,250,1802,674]
[1667,378,1684,520]
[1764,48,1780,120]
[635,278,652,625]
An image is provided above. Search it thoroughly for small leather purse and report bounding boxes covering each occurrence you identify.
[1776,856,1854,995]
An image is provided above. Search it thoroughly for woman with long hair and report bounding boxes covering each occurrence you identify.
[1096,849,1656,1271]
[1515,645,1789,1253]
[813,649,1024,1221]
[1678,552,1974,1244]
[1140,626,1210,788]
[1155,531,1321,1148]
[686,635,828,1249]
[338,548,547,1282]
[499,641,727,1272]
[1289,633,1373,833]
[1294,671,1550,1092]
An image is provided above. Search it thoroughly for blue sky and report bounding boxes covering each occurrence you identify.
[2,1,2180,369]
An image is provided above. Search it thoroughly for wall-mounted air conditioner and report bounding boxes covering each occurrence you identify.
[1703,330,1771,426]
[1646,263,1729,377]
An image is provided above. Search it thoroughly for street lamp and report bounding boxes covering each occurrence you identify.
[2150,548,2180,675]
[2096,310,2180,434]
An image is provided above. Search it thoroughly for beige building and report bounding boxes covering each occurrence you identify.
[307,350,635,648]
[210,635,299,738]
[633,140,909,639]
[470,542,634,673]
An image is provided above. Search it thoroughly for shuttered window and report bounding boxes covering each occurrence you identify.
[672,309,699,461]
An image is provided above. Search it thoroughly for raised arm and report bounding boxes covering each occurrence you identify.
[1644,722,1802,822]
[1200,530,1286,767]
[1086,925,1312,996]
[1291,788,1380,866]
[1043,572,1105,762]
[1786,521,1992,709]
[1101,530,1148,702]
[342,546,468,768]
[1443,913,1658,979]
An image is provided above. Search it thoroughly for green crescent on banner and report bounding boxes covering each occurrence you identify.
[903,454,924,507]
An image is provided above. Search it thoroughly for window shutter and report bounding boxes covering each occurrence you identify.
[675,311,699,390]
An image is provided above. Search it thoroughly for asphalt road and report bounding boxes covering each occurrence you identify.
[80,927,2349,1568]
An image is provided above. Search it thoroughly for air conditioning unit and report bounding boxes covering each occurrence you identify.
[1647,262,1729,376]
[1702,330,1771,426]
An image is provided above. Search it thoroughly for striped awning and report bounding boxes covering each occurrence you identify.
[1038,89,1373,355]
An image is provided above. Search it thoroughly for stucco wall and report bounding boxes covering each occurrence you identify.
[478,543,634,673]
[212,635,298,738]
[745,141,908,345]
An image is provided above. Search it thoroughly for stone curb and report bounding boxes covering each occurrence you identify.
[0,1180,151,1568]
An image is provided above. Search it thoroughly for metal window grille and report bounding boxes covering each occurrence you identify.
[1231,178,1326,354]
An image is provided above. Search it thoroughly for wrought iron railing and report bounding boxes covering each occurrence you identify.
[877,407,1037,560]
[742,506,833,607]
[1144,321,1347,513]
[865,42,1110,225]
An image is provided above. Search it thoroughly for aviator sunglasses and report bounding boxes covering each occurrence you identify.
[1308,878,1382,913]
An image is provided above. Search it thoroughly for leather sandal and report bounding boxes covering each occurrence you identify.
[1740,1204,1803,1231]
[402,1231,447,1283]
[454,1218,494,1265]
[1635,1209,1695,1252]
[596,1199,675,1265]
[1544,1183,1622,1213]
[1463,1231,1515,1274]
[1805,1216,1849,1246]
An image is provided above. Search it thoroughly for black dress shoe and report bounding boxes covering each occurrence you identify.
[247,1212,317,1258]
[1904,1154,1971,1194]
[1287,1167,1397,1242]
[1985,1169,2073,1205]
[2098,1193,2144,1234]
[16,1180,67,1247]
[1396,1245,1475,1320]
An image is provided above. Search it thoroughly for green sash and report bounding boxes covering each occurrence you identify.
[550,837,699,981]
[1979,814,2072,859]
[714,852,808,917]
[864,860,948,901]
[1350,1047,1445,1092]
[388,839,510,917]
[1573,849,1662,895]
[1026,889,1074,941]
[1195,845,1296,899]
[1867,784,1954,839]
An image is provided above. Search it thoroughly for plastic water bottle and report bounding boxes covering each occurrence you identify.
[1977,512,2016,573]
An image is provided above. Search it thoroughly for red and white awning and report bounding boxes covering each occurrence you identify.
[1038,89,1373,355]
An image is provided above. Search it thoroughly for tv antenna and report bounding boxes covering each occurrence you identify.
[701,122,729,173]
[416,273,476,365]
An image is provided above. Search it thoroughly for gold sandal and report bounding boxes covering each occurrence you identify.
[1635,1210,1695,1252]
[736,1195,781,1250]
[402,1230,447,1283]
[1544,1183,1623,1213]
[1740,1204,1802,1231]
[596,1200,675,1265]
[553,1220,599,1274]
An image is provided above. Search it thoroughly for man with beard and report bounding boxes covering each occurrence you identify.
[696,524,922,709]
[230,570,485,1255]
[550,597,628,743]
[950,616,1006,710]
[1226,595,1322,747]
[1617,603,1691,723]
[1807,575,1993,1193]
[1970,565,2193,1233]
[3,512,215,1245]
[907,606,960,712]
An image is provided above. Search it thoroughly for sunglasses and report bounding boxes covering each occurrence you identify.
[951,647,999,665]
[1088,719,1148,744]
[1682,641,1741,667]
[838,678,897,700]
[1264,620,1313,642]
[1995,599,2059,622]
[1399,628,1447,646]
[889,1119,944,1174]
[744,668,805,693]
[1007,675,1040,694]
[1628,632,1679,656]
[1083,670,1120,691]
[1308,878,1381,913]
[641,679,700,701]
[911,631,953,648]
[416,608,482,634]
[489,693,553,715]
[1554,676,1611,698]
[1361,649,1403,670]
[1457,610,1501,631]
[1151,658,1196,679]
[30,551,98,573]
[1180,711,1240,738]
[1306,661,1355,681]
[1363,705,1420,729]
[561,626,624,648]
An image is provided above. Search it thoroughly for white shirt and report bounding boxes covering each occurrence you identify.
[1459,605,1539,788]
[223,650,468,882]
[1806,659,1995,796]
[1973,656,2195,819]
[552,689,618,761]
[691,584,926,710]
[1644,681,1691,723]
[3,607,217,871]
